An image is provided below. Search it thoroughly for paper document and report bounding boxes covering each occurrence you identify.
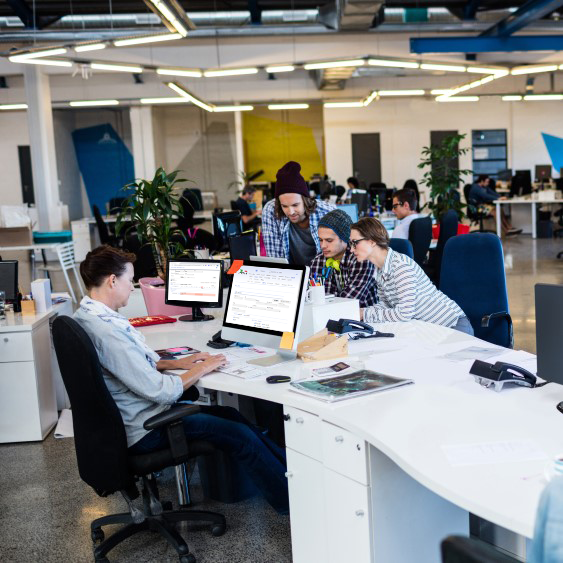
[442,439,548,467]
[215,347,269,379]
[441,347,501,362]
[54,409,74,439]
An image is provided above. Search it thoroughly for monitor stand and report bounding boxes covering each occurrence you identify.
[179,307,214,323]
[248,349,297,367]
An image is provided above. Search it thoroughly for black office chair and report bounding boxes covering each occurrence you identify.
[463,184,495,233]
[52,316,226,563]
[93,204,120,247]
[108,197,127,215]
[388,238,414,259]
[177,189,206,231]
[424,209,458,286]
[213,210,243,251]
[441,536,518,562]
[408,216,432,267]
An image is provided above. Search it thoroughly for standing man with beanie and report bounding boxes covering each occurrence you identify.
[309,209,377,307]
[261,161,335,265]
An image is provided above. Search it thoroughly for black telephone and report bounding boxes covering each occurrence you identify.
[325,318,394,339]
[469,360,542,392]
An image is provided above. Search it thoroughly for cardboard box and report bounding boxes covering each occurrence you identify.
[0,227,33,246]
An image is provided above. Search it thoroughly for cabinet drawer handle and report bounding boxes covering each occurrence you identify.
[285,471,293,479]
[335,435,344,443]
[355,509,365,517]
[295,417,304,424]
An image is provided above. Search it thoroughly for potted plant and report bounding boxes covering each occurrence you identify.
[418,133,472,220]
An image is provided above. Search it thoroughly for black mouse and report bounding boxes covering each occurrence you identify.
[266,375,291,384]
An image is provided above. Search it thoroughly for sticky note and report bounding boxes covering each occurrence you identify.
[280,332,294,350]
[227,259,244,274]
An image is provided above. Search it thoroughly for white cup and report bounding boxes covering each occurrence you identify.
[195,248,210,260]
[306,285,326,305]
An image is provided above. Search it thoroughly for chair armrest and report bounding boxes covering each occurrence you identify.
[144,404,201,431]
[481,311,514,349]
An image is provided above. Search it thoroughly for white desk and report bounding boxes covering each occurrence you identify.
[0,242,60,280]
[495,196,563,238]
[140,317,558,562]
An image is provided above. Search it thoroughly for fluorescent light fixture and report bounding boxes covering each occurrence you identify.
[367,59,419,69]
[265,65,295,73]
[147,0,189,37]
[421,63,466,72]
[502,95,523,101]
[203,68,258,77]
[114,33,183,47]
[8,57,73,67]
[431,89,454,95]
[560,64,563,70]
[511,65,558,75]
[436,96,479,102]
[363,91,378,106]
[91,62,143,73]
[166,82,215,112]
[0,104,27,110]
[267,103,309,110]
[69,100,120,107]
[156,68,203,78]
[303,59,364,70]
[11,47,67,60]
[324,101,364,108]
[523,94,563,101]
[467,66,508,75]
[140,97,190,104]
[212,105,254,112]
[377,89,425,96]
[75,43,106,52]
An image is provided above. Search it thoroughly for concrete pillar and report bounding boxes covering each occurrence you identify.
[130,106,156,180]
[23,66,62,231]
[234,110,245,175]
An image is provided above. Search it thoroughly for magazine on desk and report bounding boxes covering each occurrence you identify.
[290,369,413,402]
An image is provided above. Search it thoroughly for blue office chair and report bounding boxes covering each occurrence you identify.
[408,216,432,267]
[439,233,513,348]
[424,209,458,286]
[388,238,414,259]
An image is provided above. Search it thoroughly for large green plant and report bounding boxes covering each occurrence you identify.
[418,133,472,220]
[116,167,187,279]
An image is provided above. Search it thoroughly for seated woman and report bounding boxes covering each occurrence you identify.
[74,245,288,514]
[349,218,473,335]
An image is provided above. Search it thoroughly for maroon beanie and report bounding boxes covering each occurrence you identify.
[275,161,309,198]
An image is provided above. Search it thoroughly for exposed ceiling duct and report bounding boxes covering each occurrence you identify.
[319,0,385,30]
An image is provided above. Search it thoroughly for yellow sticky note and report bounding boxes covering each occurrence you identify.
[227,259,244,274]
[280,332,294,350]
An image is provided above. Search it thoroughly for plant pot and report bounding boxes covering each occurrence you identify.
[139,277,192,316]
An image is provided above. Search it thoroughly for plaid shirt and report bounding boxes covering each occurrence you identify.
[309,248,377,307]
[261,199,336,261]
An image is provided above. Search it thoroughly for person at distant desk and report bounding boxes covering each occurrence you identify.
[390,188,421,240]
[261,161,335,265]
[341,176,360,202]
[350,217,473,335]
[469,175,521,236]
[233,186,262,228]
[74,245,289,514]
[309,209,377,307]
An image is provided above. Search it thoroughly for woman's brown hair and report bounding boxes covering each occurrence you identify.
[350,217,389,250]
[274,195,317,220]
[79,245,136,289]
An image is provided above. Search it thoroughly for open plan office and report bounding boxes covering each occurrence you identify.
[1,1,563,562]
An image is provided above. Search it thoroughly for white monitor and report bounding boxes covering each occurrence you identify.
[222,261,309,366]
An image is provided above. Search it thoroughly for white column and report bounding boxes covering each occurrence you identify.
[234,110,245,175]
[24,66,62,231]
[130,106,156,180]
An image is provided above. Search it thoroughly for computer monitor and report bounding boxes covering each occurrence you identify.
[0,260,18,302]
[351,192,370,216]
[511,170,532,197]
[222,261,309,366]
[337,203,359,223]
[213,211,243,251]
[497,169,512,182]
[535,284,563,391]
[535,165,552,183]
[228,232,256,263]
[165,259,223,322]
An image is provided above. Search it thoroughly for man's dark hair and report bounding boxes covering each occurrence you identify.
[477,174,489,184]
[393,188,418,211]
[274,195,317,220]
[347,177,359,189]
[241,186,256,196]
[79,245,136,290]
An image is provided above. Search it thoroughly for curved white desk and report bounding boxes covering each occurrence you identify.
[140,316,560,562]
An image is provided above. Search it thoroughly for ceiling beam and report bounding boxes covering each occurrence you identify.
[411,35,563,53]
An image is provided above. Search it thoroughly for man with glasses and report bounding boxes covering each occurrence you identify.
[390,188,420,240]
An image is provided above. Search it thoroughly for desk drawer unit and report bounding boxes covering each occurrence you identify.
[0,332,34,362]
[283,406,322,461]
[321,421,369,485]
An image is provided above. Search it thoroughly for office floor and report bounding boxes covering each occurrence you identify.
[0,236,561,563]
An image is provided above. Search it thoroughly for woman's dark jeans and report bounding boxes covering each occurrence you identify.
[129,405,289,514]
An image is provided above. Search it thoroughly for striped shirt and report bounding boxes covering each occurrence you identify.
[364,248,465,326]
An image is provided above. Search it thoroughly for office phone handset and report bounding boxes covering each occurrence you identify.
[325,318,394,339]
[469,359,543,392]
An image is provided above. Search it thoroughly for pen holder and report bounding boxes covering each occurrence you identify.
[21,299,36,314]
[306,285,325,305]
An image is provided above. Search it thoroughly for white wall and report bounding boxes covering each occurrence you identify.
[0,110,30,206]
[323,97,563,197]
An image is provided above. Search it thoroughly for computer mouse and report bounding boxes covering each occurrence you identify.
[266,375,291,384]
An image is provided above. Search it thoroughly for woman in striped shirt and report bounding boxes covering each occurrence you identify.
[350,217,474,335]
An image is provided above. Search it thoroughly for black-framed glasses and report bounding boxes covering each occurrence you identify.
[392,202,404,210]
[350,238,367,248]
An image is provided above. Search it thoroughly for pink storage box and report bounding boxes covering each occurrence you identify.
[139,277,192,317]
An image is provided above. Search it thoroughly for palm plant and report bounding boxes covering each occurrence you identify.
[418,133,472,220]
[116,167,188,279]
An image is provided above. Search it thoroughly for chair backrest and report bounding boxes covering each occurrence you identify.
[408,216,432,266]
[388,238,414,259]
[439,233,510,347]
[213,210,243,251]
[52,315,135,497]
[463,184,479,221]
[434,210,459,281]
[55,241,77,269]
[92,204,112,245]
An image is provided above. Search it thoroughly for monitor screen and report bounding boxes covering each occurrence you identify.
[535,284,563,385]
[338,203,359,223]
[229,233,256,263]
[535,165,552,182]
[0,260,18,301]
[223,262,307,337]
[165,259,223,308]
